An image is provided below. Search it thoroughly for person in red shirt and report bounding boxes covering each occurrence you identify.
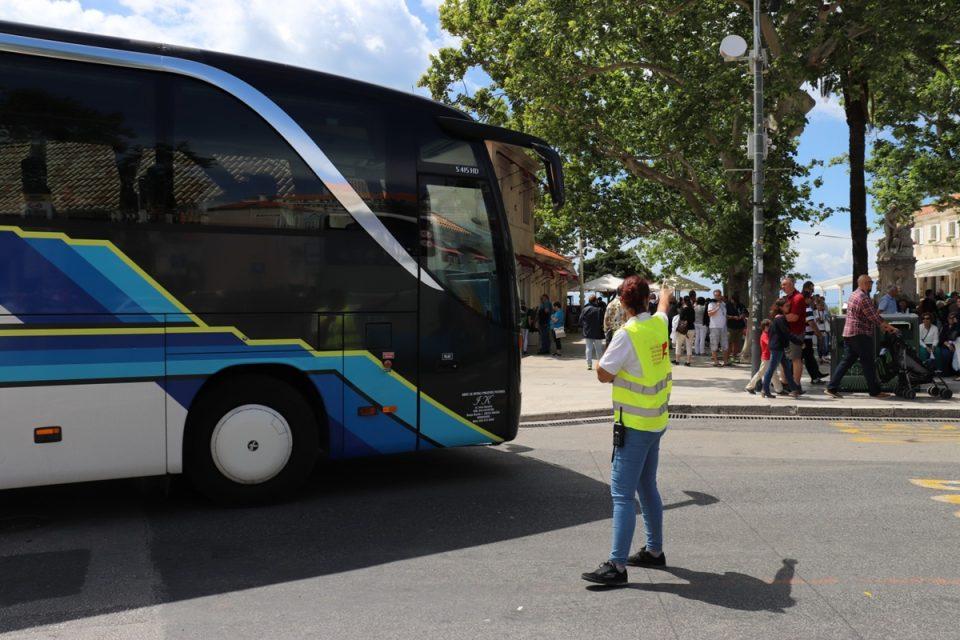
[825,274,897,398]
[745,319,783,394]
[781,277,808,392]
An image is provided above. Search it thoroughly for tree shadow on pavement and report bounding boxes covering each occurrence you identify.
[591,558,798,613]
[0,447,610,634]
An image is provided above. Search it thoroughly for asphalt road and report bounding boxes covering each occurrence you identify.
[1,416,959,640]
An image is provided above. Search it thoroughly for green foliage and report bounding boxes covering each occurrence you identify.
[868,48,960,224]
[582,248,653,282]
[420,0,828,287]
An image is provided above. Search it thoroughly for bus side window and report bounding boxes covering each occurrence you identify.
[0,53,157,224]
[165,77,347,231]
[273,92,419,255]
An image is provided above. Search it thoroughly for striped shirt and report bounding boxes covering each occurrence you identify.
[804,301,816,340]
[843,289,885,337]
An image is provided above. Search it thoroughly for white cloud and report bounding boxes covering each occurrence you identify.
[803,82,845,121]
[420,0,444,13]
[0,0,443,93]
[793,224,880,283]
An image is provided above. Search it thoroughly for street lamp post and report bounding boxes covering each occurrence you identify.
[749,0,764,377]
[721,0,768,376]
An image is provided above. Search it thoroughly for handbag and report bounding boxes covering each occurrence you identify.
[554,327,566,339]
[676,320,689,335]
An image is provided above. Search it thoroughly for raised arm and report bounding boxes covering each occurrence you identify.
[657,285,672,315]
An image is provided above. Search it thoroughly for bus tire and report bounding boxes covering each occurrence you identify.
[185,374,319,504]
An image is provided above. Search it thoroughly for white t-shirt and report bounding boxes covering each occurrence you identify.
[599,312,669,378]
[707,300,727,329]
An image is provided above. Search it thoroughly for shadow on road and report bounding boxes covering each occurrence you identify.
[589,558,798,612]
[0,447,611,633]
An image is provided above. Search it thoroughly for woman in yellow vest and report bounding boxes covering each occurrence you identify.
[582,276,672,586]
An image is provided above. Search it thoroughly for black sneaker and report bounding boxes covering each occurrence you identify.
[824,389,842,399]
[626,548,667,568]
[581,561,628,585]
[811,377,826,385]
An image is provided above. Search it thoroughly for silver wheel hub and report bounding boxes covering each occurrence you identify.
[211,404,293,485]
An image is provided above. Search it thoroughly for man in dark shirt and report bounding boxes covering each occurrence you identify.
[580,295,607,370]
[726,294,746,364]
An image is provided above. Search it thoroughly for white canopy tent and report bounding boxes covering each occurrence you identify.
[582,273,623,293]
[652,275,712,292]
[814,272,878,293]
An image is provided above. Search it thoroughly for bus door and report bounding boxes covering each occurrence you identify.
[417,175,513,447]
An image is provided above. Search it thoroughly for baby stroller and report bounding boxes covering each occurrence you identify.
[880,332,953,400]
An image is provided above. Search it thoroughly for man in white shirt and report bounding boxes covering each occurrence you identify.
[706,289,728,367]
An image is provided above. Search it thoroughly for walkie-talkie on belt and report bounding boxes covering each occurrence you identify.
[612,407,626,461]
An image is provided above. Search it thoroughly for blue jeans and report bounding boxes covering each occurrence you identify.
[585,338,604,366]
[763,348,799,394]
[609,427,664,564]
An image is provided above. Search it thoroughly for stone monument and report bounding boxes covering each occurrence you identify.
[876,209,917,301]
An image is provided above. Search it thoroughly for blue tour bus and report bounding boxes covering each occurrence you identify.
[0,22,564,502]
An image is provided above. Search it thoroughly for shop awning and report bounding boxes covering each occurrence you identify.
[915,257,960,277]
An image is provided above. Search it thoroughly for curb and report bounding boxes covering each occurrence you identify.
[520,402,960,424]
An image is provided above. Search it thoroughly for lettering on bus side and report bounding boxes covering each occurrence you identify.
[454,165,480,176]
[462,389,506,424]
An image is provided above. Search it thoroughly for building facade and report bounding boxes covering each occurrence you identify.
[910,199,960,295]
[486,141,576,312]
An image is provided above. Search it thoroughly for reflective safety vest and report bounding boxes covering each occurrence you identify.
[612,315,672,431]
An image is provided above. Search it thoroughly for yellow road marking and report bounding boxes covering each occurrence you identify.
[910,479,960,519]
[833,422,960,445]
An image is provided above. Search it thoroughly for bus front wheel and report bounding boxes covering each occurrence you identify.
[185,374,319,504]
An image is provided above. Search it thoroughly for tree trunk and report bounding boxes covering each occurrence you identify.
[843,77,869,290]
[725,267,749,301]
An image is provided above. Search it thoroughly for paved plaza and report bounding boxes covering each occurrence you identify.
[521,337,960,421]
[1,415,958,639]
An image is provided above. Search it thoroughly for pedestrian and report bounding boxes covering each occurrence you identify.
[525,302,538,355]
[918,313,940,369]
[815,297,831,361]
[604,286,625,345]
[647,292,658,316]
[581,278,672,586]
[761,298,802,399]
[550,301,565,356]
[917,289,937,319]
[801,284,827,384]
[726,294,746,364]
[694,296,707,355]
[520,302,530,356]
[581,294,606,370]
[745,319,783,395]
[939,312,959,376]
[707,289,728,367]
[537,294,552,355]
[897,299,910,314]
[781,277,807,394]
[825,275,898,399]
[673,296,695,366]
[878,285,899,315]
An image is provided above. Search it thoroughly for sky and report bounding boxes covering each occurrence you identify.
[0,0,879,301]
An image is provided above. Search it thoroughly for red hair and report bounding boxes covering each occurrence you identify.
[620,275,650,313]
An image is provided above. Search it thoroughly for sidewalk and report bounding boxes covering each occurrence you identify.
[521,336,960,421]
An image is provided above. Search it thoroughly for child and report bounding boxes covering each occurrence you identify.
[745,319,783,394]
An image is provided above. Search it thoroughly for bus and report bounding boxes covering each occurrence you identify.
[0,22,564,503]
